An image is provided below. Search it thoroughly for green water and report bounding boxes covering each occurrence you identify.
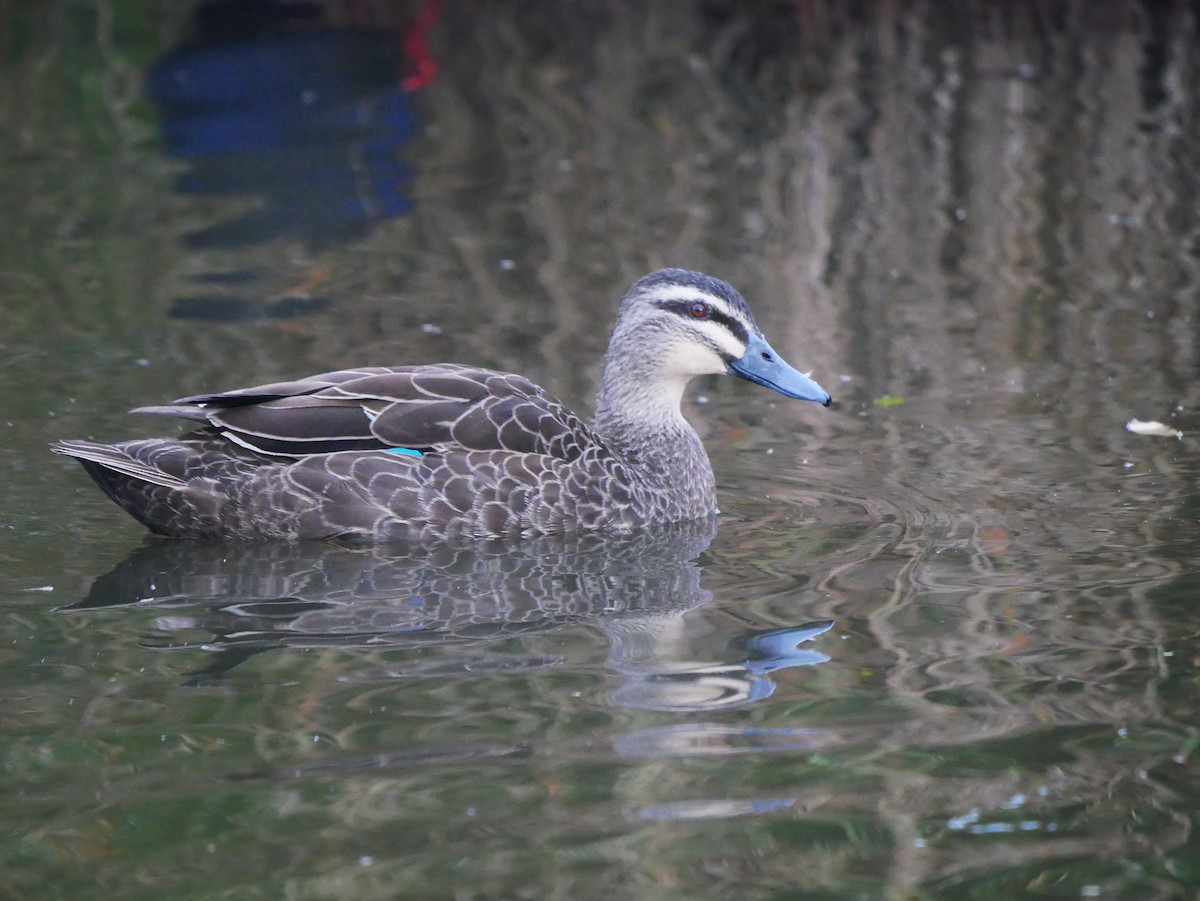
[3,2,1200,898]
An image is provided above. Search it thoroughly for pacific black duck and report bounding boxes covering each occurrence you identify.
[53,268,831,541]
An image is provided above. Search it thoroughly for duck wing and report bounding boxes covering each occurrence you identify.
[135,364,599,461]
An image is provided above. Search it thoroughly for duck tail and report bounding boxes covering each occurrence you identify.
[51,439,223,537]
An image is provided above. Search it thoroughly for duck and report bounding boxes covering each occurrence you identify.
[52,269,831,542]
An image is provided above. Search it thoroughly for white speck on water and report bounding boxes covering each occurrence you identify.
[421,323,443,335]
[498,258,515,270]
[947,808,980,830]
[359,856,374,867]
[1107,213,1140,228]
[1126,418,1182,438]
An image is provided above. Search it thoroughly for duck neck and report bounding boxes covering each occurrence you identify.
[593,355,692,457]
[592,355,716,514]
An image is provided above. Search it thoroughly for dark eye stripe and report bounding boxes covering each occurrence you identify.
[657,299,749,347]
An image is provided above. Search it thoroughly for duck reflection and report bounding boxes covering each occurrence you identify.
[63,519,832,711]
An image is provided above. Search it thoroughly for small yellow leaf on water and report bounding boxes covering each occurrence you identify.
[873,395,906,408]
[1125,419,1182,439]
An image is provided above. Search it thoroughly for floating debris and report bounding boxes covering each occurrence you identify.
[874,395,906,408]
[1125,419,1182,439]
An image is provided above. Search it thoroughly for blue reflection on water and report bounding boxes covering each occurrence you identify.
[146,22,421,248]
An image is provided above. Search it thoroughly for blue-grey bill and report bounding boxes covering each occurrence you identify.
[728,334,832,406]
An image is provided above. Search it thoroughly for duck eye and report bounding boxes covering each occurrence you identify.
[688,302,710,319]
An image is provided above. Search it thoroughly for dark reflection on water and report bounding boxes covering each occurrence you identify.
[145,0,437,321]
[65,520,833,711]
[6,0,1200,898]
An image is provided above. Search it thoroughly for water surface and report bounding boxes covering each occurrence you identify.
[3,2,1200,898]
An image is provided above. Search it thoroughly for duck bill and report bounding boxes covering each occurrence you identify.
[728,334,832,406]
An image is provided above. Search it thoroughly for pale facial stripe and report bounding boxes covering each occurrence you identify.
[640,285,753,362]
